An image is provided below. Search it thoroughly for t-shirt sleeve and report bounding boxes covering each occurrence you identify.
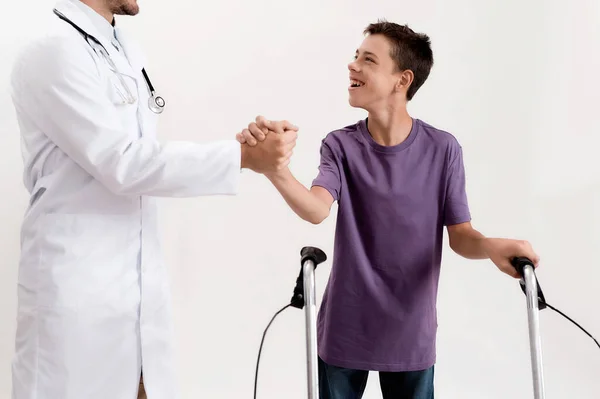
[311,140,342,202]
[444,144,471,226]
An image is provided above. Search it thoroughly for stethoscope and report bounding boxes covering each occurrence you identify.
[53,9,165,114]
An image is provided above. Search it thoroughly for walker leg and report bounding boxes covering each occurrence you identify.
[303,259,318,399]
[290,247,327,399]
[523,265,545,399]
[512,257,546,399]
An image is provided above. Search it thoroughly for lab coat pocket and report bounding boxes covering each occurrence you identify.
[37,213,139,310]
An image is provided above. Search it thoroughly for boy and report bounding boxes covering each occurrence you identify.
[238,20,539,398]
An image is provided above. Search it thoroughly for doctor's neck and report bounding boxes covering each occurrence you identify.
[80,0,140,23]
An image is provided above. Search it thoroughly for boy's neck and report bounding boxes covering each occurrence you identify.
[366,106,413,147]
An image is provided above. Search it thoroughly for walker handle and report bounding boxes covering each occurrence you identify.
[510,257,546,310]
[290,247,327,309]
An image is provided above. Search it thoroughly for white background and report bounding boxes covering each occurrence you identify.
[1,0,599,398]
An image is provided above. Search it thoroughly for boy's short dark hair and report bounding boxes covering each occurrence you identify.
[364,20,434,101]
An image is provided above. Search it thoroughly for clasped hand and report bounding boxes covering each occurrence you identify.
[236,115,298,175]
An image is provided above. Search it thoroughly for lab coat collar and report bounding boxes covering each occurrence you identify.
[53,0,137,78]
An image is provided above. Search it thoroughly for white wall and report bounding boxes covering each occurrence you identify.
[1,0,599,398]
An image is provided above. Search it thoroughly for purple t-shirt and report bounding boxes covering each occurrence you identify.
[312,118,471,372]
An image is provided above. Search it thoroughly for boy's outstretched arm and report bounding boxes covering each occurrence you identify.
[266,168,334,224]
[236,116,338,225]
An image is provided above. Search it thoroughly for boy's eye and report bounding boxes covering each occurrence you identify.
[352,55,375,63]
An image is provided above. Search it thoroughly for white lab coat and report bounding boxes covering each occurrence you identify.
[9,1,241,398]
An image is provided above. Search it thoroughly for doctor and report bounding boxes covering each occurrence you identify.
[9,0,297,398]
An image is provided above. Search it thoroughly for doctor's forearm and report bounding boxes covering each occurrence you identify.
[107,139,242,197]
[266,169,330,225]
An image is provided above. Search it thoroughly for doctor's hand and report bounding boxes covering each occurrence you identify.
[240,127,297,174]
[236,115,298,146]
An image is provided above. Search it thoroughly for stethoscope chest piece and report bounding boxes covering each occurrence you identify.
[149,95,165,114]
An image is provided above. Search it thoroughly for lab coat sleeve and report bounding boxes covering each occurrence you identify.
[10,37,241,197]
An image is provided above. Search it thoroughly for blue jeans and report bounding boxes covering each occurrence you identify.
[318,357,434,399]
